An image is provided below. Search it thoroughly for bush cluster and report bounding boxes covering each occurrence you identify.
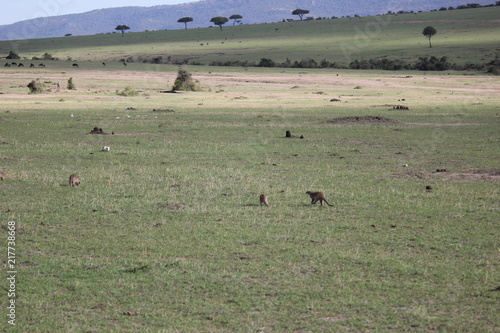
[6,51,20,59]
[207,58,340,69]
[348,55,499,73]
[172,66,202,91]
[27,79,46,94]
[486,52,500,75]
[349,58,409,70]
[116,86,139,96]
[32,53,58,61]
[120,55,190,66]
[257,57,340,68]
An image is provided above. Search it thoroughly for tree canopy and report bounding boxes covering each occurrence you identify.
[229,14,242,26]
[177,17,193,29]
[210,17,229,31]
[292,9,310,20]
[115,25,130,36]
[422,26,437,48]
[6,51,20,59]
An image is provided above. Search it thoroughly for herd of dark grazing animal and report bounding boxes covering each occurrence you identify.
[4,62,126,68]
[4,62,46,68]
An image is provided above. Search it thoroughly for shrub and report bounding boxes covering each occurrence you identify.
[486,52,500,75]
[258,58,275,67]
[67,77,76,90]
[31,53,58,60]
[42,53,54,60]
[116,86,139,96]
[27,79,46,94]
[350,58,409,70]
[172,66,201,91]
[414,56,453,71]
[6,51,20,59]
[292,58,318,68]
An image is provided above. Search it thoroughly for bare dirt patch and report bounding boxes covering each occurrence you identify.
[328,116,401,125]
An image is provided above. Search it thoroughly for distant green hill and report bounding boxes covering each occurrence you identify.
[2,6,499,69]
[0,0,496,40]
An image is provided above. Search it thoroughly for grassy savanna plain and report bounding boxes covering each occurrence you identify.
[1,64,499,332]
[2,6,500,66]
[0,7,499,333]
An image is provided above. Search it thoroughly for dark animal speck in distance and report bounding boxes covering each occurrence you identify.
[286,130,292,138]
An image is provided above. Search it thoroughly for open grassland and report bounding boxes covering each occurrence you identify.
[0,63,499,331]
[2,6,500,67]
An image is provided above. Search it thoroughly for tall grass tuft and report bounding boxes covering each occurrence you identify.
[116,85,139,96]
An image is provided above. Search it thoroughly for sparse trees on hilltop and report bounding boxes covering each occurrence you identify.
[210,17,229,31]
[177,17,193,29]
[229,14,242,25]
[115,25,130,36]
[292,9,310,21]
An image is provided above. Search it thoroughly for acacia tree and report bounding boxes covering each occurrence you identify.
[177,17,193,29]
[115,25,130,36]
[292,9,310,20]
[422,26,437,48]
[210,17,229,31]
[229,14,242,26]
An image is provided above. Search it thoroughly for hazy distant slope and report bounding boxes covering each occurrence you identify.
[0,0,496,40]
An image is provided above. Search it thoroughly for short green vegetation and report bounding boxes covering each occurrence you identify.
[0,64,498,331]
[0,6,498,331]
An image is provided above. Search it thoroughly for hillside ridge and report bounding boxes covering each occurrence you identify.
[0,0,496,40]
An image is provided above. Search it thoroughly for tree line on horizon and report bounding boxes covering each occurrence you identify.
[113,8,315,35]
[111,2,499,36]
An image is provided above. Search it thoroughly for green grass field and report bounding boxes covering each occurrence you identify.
[1,6,499,332]
[1,64,499,332]
[2,6,500,67]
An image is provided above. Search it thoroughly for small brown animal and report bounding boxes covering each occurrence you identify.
[306,191,333,206]
[259,194,269,207]
[69,174,81,187]
[0,171,4,180]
